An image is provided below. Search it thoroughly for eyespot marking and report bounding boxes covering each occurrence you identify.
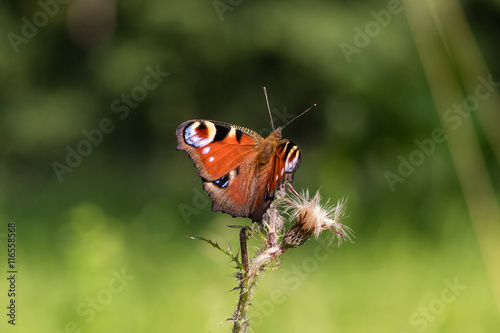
[213,173,230,188]
[184,121,216,148]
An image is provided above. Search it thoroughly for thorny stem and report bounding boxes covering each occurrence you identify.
[240,227,250,273]
[232,227,251,333]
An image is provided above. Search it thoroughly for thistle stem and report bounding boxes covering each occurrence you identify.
[232,227,251,333]
[240,227,250,272]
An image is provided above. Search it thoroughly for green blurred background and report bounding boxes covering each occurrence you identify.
[1,0,499,332]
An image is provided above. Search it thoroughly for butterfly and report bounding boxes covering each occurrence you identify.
[176,89,314,223]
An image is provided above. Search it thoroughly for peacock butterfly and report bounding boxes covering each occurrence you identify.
[176,89,314,223]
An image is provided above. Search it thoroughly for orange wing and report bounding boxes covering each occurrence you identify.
[176,120,262,219]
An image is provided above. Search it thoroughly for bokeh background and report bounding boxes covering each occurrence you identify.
[1,0,499,332]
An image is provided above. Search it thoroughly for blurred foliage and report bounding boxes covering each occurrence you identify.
[0,0,499,332]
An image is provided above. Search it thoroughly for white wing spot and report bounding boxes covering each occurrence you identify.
[209,156,214,162]
[281,168,284,176]
[202,147,210,154]
[275,175,279,181]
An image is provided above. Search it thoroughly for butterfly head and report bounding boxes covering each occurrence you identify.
[270,127,283,141]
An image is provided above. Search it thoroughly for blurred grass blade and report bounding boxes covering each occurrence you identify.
[405,0,500,318]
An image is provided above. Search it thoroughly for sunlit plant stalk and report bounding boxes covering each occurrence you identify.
[191,183,353,332]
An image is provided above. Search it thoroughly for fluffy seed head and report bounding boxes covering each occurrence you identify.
[278,186,354,249]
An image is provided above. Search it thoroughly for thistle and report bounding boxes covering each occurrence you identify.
[191,183,353,332]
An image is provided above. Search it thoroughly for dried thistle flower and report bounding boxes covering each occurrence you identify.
[248,207,285,276]
[279,185,353,250]
[249,244,281,277]
[262,206,285,248]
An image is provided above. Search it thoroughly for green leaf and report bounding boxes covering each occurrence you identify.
[188,236,241,267]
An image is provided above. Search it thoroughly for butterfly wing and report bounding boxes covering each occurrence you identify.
[176,120,263,219]
[269,140,301,191]
[249,139,301,222]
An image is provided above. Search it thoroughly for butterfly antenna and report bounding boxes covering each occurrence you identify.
[263,87,275,131]
[282,103,317,130]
